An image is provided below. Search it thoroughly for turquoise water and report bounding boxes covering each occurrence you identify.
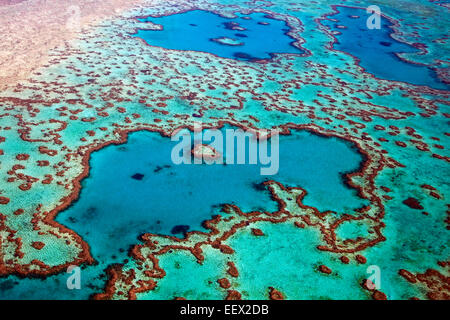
[322,6,448,90]
[0,128,366,299]
[134,10,304,61]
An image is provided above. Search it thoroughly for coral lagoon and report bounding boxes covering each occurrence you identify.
[0,0,448,300]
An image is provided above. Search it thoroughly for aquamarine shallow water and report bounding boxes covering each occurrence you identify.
[134,10,304,61]
[322,6,448,90]
[0,128,366,299]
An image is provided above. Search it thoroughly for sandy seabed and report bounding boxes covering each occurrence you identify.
[0,0,147,90]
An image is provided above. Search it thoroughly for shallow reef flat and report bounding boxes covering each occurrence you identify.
[0,0,449,300]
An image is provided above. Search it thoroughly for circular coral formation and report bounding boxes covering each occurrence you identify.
[251,228,265,236]
[0,196,10,205]
[318,265,332,274]
[402,197,424,210]
[268,287,285,300]
[218,278,231,289]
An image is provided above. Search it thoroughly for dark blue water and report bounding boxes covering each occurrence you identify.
[322,6,447,90]
[134,10,304,61]
[0,128,366,299]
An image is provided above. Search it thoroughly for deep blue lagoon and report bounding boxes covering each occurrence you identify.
[55,128,366,269]
[134,10,304,61]
[0,128,367,300]
[322,6,448,90]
